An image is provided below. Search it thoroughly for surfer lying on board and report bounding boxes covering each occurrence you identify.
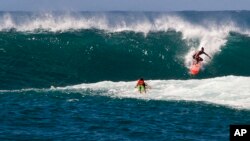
[192,47,211,64]
[135,78,148,93]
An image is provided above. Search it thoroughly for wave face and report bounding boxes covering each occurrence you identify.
[0,11,250,89]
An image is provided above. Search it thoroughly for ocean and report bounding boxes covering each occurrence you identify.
[0,11,250,140]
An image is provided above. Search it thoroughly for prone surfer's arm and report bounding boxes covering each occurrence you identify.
[135,82,139,88]
[145,83,151,89]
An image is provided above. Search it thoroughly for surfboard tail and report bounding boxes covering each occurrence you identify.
[190,63,201,75]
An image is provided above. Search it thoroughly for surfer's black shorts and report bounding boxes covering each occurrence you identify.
[193,55,203,61]
[198,57,203,61]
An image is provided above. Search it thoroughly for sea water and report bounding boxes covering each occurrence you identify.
[0,11,250,140]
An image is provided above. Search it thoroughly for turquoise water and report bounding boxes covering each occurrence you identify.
[1,30,250,89]
[0,11,250,140]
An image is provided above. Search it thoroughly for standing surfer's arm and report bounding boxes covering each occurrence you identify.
[194,53,198,58]
[204,52,211,59]
[192,53,196,59]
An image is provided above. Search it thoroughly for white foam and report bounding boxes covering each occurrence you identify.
[53,75,250,110]
[1,76,250,109]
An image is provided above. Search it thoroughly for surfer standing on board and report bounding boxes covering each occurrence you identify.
[192,47,211,64]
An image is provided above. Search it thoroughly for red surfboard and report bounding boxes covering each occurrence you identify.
[190,62,201,75]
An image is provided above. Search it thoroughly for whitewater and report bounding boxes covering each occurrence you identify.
[1,75,249,109]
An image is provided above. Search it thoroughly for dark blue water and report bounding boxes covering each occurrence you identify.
[1,91,250,141]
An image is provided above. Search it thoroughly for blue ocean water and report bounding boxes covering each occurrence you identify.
[0,11,250,140]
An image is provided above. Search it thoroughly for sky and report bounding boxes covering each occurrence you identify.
[0,0,250,11]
